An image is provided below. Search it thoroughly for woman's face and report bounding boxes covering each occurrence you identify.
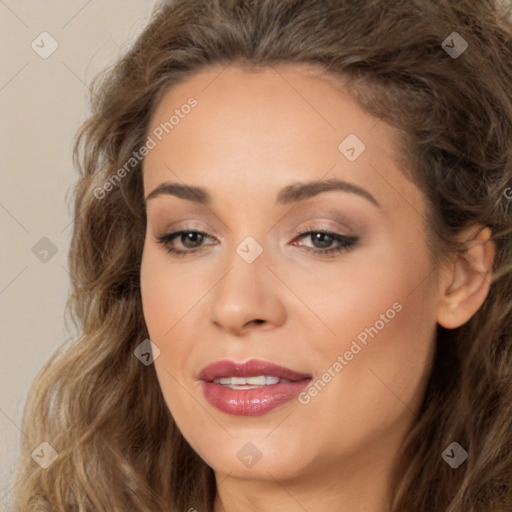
[140,64,442,490]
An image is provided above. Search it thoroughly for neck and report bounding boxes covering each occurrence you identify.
[212,443,396,512]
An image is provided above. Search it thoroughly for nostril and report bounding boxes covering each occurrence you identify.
[241,319,266,330]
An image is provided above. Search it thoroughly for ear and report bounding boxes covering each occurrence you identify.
[436,225,496,329]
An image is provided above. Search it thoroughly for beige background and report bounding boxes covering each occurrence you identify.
[0,1,159,507]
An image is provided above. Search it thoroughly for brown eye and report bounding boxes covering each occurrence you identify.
[180,232,205,248]
[308,232,336,249]
[291,229,359,257]
[155,230,216,256]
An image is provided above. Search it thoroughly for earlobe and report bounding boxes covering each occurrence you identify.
[436,226,496,329]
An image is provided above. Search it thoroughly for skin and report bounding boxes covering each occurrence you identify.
[140,63,495,512]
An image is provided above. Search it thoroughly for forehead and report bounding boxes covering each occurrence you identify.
[145,63,387,156]
[142,63,423,218]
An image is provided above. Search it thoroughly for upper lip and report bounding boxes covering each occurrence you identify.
[199,359,312,382]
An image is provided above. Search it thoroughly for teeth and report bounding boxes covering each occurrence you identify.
[213,375,289,388]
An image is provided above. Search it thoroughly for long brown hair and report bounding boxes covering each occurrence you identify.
[14,0,512,510]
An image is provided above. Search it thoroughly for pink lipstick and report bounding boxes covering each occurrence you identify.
[198,359,312,416]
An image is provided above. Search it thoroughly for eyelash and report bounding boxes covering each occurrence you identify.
[154,227,359,258]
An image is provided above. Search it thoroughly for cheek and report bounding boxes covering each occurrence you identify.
[287,227,437,356]
[140,248,195,424]
[140,245,200,339]
[296,236,438,443]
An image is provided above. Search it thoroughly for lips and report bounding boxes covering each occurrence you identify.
[199,359,311,382]
[198,359,312,416]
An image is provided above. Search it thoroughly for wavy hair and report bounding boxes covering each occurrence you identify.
[14,0,512,510]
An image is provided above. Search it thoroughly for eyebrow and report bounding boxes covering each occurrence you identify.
[145,178,381,208]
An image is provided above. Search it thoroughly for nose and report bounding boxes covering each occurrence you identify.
[208,249,287,336]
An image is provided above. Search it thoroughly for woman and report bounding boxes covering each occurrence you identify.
[14,0,512,510]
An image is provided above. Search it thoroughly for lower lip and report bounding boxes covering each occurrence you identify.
[201,380,311,416]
